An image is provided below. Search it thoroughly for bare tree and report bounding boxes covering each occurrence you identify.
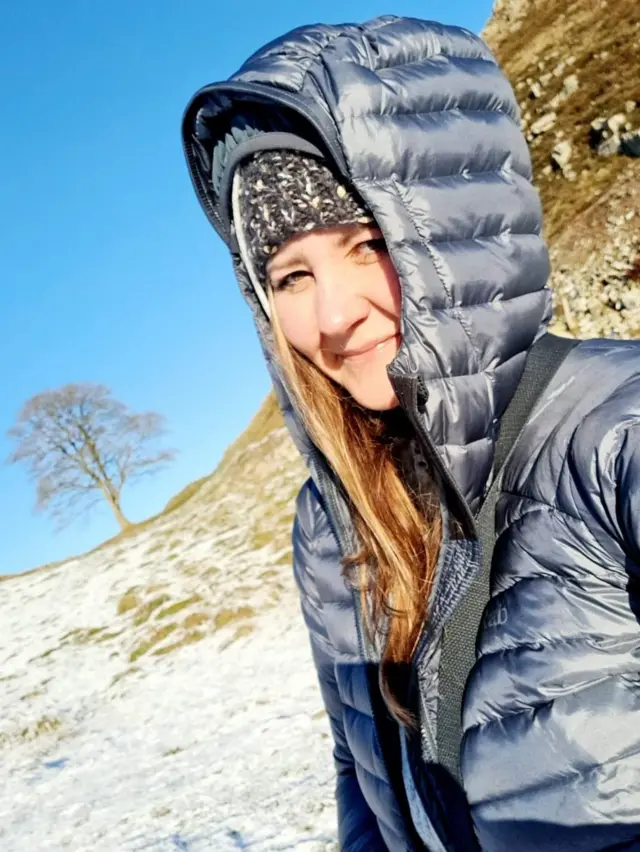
[6,383,176,531]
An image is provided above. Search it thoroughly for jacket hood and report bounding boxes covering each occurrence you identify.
[181,15,552,516]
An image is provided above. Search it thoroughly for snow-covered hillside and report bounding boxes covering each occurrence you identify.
[1,400,337,851]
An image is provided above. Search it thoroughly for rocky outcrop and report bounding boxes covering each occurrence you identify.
[481,0,536,45]
[550,209,640,338]
[483,0,640,340]
[590,106,640,157]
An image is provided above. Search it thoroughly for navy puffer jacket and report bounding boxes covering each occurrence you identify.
[182,16,640,851]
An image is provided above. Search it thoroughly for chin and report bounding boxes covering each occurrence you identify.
[349,383,400,412]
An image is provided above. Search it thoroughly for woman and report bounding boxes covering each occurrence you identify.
[181,15,640,852]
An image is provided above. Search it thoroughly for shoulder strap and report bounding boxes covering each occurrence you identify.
[435,333,579,785]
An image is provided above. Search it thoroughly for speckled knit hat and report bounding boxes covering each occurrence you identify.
[235,149,373,284]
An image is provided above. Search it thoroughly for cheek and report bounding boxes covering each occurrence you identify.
[274,295,318,359]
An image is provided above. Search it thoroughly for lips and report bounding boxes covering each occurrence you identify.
[339,334,400,362]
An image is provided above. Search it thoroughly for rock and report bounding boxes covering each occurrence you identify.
[553,60,566,77]
[621,131,640,157]
[548,74,579,110]
[551,140,572,166]
[624,290,640,311]
[609,113,630,135]
[530,112,557,135]
[625,100,637,113]
[589,117,608,148]
[562,73,580,97]
[597,136,622,157]
[590,114,637,156]
[530,81,543,98]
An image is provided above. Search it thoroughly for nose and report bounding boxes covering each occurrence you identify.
[315,274,370,339]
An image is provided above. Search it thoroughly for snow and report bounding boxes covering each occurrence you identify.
[1,613,337,851]
[0,428,338,850]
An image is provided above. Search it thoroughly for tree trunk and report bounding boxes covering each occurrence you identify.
[100,483,132,531]
[111,499,132,531]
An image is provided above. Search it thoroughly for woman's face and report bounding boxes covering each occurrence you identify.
[267,224,402,411]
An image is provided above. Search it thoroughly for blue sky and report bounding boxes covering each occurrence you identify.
[0,0,492,575]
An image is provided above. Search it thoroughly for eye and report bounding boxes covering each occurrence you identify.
[270,270,312,293]
[353,236,388,260]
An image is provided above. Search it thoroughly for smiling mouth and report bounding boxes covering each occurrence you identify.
[339,334,400,363]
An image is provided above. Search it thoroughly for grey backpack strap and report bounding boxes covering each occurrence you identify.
[436,333,579,785]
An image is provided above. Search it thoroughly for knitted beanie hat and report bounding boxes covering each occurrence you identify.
[234,149,373,285]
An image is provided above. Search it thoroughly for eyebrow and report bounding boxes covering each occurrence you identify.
[267,226,377,276]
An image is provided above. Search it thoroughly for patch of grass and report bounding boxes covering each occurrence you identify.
[20,688,44,701]
[220,622,255,651]
[133,594,172,626]
[20,715,62,740]
[56,626,123,647]
[117,588,141,616]
[61,626,107,645]
[235,584,260,596]
[258,569,278,581]
[151,804,173,818]
[251,531,274,550]
[156,594,202,620]
[233,624,254,641]
[152,629,206,656]
[183,612,210,630]
[129,624,178,662]
[36,646,58,661]
[269,588,282,604]
[214,606,255,630]
[110,666,140,687]
[163,475,209,515]
[213,393,284,482]
[1,719,63,751]
[96,629,124,643]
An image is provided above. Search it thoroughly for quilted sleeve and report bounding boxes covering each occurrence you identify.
[614,420,640,566]
[292,479,388,852]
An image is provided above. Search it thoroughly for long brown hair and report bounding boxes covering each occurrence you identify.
[269,290,442,725]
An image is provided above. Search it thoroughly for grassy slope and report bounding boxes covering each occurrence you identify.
[485,0,640,244]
